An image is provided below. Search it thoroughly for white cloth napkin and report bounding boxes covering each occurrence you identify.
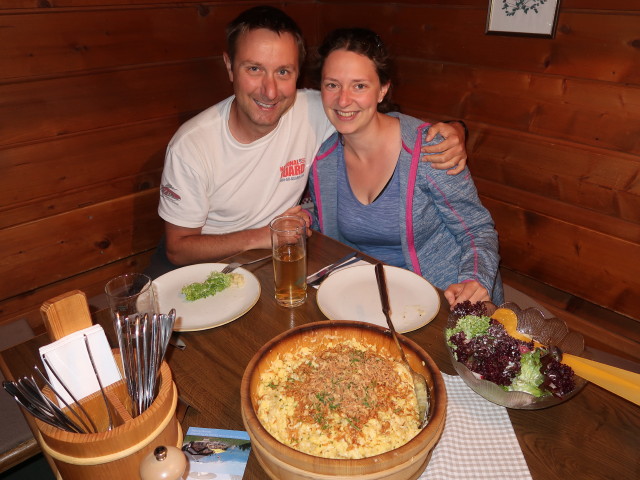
[420,373,532,480]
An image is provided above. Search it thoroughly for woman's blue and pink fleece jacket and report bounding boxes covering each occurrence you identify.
[308,112,504,304]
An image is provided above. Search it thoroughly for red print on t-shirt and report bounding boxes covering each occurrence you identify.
[280,158,306,180]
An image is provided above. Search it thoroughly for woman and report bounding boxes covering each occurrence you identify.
[309,28,503,306]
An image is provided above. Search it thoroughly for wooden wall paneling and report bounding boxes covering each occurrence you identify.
[546,11,640,84]
[0,7,229,79]
[464,127,640,226]
[1,189,163,300]
[0,118,179,227]
[1,169,162,230]
[484,197,640,318]
[0,3,318,59]
[1,3,320,81]
[316,4,640,84]
[500,268,640,363]
[393,58,640,154]
[524,78,640,154]
[0,0,318,15]
[0,60,231,146]
[473,176,640,247]
[561,0,640,8]
[317,0,639,7]
[0,251,153,332]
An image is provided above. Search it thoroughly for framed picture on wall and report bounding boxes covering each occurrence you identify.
[486,0,561,38]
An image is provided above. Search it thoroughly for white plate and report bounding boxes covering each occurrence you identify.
[154,263,261,332]
[316,264,440,333]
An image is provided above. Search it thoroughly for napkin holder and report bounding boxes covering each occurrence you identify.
[33,290,182,480]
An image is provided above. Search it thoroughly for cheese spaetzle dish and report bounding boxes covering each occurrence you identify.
[256,336,420,459]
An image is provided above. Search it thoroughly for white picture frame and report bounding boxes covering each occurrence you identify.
[486,0,561,38]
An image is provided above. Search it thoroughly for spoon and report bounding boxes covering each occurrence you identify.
[374,263,429,425]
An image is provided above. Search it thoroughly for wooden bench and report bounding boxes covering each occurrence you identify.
[0,318,39,473]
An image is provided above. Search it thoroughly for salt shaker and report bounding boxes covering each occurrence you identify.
[139,445,188,480]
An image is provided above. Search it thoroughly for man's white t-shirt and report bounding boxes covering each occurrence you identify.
[159,89,333,235]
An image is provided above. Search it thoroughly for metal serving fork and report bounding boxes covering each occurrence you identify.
[221,254,272,274]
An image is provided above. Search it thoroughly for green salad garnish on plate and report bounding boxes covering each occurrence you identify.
[181,271,243,301]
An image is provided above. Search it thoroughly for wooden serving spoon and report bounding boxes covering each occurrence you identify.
[374,263,430,425]
[492,308,640,406]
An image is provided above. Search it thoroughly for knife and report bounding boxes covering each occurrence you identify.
[306,252,357,284]
[307,256,363,286]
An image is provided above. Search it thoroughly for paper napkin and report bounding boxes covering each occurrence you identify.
[39,324,121,405]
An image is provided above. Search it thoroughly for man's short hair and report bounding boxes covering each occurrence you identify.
[225,6,306,67]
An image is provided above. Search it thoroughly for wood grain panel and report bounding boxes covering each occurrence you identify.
[317,4,640,84]
[561,0,639,7]
[474,176,640,245]
[0,170,162,230]
[0,59,230,146]
[483,197,640,319]
[0,252,153,331]
[0,117,181,227]
[464,127,640,225]
[318,0,638,7]
[0,7,228,79]
[1,190,163,300]
[1,4,319,76]
[501,267,640,361]
[394,58,640,154]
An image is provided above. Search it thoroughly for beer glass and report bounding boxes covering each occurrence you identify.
[269,215,307,307]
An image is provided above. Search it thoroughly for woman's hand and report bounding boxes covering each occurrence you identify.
[421,121,467,175]
[444,280,489,308]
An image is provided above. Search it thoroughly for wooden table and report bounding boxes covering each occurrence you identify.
[1,232,638,479]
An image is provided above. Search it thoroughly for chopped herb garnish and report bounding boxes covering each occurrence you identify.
[181,271,234,301]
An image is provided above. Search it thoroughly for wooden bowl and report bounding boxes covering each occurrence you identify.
[241,320,447,480]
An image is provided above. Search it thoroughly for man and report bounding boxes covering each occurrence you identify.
[148,6,467,278]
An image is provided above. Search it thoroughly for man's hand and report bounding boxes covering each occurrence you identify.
[421,121,467,175]
[444,280,489,309]
[279,205,313,237]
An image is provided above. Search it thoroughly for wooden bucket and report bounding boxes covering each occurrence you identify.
[34,290,182,479]
[34,360,181,480]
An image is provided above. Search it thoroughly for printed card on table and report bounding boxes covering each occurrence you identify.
[182,427,251,480]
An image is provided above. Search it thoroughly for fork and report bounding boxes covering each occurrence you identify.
[221,254,272,274]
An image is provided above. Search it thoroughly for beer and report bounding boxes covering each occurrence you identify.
[273,244,307,307]
[270,215,307,307]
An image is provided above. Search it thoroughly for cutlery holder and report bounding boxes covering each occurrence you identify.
[34,354,181,480]
[33,289,182,480]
